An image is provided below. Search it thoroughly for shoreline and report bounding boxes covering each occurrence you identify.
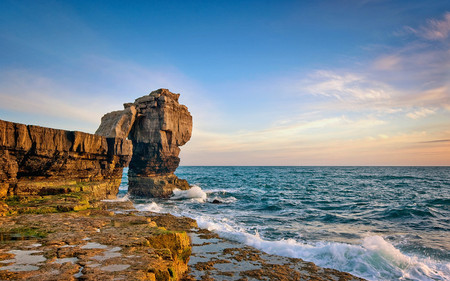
[0,193,366,280]
[124,196,367,281]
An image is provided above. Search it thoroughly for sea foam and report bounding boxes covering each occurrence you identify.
[135,202,163,213]
[171,185,207,202]
[187,213,450,281]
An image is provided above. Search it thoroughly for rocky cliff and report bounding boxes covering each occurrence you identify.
[0,119,132,199]
[96,89,192,197]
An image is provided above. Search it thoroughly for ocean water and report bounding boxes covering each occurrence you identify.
[121,166,450,281]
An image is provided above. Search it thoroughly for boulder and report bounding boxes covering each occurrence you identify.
[95,105,137,139]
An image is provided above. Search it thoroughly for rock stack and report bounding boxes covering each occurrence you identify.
[96,89,193,197]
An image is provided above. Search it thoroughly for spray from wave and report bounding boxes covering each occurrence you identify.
[171,185,207,202]
[189,213,450,281]
[135,202,163,213]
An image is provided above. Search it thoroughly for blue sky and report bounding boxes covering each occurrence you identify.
[1,0,449,165]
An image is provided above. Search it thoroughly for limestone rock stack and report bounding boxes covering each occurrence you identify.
[96,89,193,197]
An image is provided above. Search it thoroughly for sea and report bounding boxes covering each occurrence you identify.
[118,166,450,281]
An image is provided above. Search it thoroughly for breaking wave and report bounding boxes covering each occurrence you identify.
[171,185,207,202]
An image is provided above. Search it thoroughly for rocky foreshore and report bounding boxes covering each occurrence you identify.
[0,192,366,281]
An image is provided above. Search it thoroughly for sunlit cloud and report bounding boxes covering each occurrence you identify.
[398,12,450,41]
[303,70,391,102]
[0,58,218,134]
[406,108,436,119]
[420,12,450,40]
[373,55,402,70]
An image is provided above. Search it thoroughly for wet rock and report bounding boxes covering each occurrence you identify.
[0,199,193,280]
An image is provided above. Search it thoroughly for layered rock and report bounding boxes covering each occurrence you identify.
[96,89,192,197]
[0,119,132,199]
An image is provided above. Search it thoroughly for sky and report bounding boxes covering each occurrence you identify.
[0,0,449,166]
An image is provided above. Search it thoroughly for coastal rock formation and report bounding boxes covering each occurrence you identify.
[96,89,192,197]
[95,105,137,139]
[0,119,132,199]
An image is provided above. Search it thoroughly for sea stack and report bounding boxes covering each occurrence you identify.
[96,89,193,197]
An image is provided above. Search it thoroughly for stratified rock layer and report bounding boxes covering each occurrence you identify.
[0,119,132,199]
[96,89,192,197]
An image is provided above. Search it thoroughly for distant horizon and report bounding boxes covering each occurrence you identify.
[1,1,449,166]
[178,165,450,167]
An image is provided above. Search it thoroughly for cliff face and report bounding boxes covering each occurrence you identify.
[96,89,192,197]
[0,119,132,199]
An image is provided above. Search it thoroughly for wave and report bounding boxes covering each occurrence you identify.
[171,185,207,202]
[205,188,241,194]
[134,202,163,213]
[186,213,450,281]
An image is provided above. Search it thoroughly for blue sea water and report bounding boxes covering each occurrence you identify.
[121,166,450,280]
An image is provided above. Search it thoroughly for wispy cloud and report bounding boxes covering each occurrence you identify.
[406,108,435,119]
[419,139,450,144]
[0,57,218,134]
[420,12,450,40]
[397,12,450,41]
[373,55,402,70]
[0,70,103,131]
[299,70,392,102]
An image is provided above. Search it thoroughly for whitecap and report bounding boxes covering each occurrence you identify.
[135,202,163,213]
[208,196,237,204]
[171,185,207,202]
[181,212,450,281]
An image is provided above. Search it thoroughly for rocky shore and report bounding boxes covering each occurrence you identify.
[0,192,366,281]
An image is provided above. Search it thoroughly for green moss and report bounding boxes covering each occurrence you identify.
[0,226,49,241]
[2,190,95,216]
[180,247,192,263]
[18,206,58,214]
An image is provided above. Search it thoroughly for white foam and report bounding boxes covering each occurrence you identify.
[182,213,450,281]
[135,202,163,213]
[171,185,207,202]
[208,196,237,204]
[205,188,240,194]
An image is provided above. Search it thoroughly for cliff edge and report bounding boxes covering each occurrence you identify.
[0,119,132,199]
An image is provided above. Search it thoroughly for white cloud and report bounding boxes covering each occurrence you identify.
[406,108,435,119]
[0,58,220,134]
[302,70,391,102]
[0,70,104,131]
[420,12,450,40]
[397,12,450,41]
[373,55,402,70]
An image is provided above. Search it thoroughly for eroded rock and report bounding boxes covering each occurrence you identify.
[0,119,132,199]
[96,89,193,197]
[95,106,137,139]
